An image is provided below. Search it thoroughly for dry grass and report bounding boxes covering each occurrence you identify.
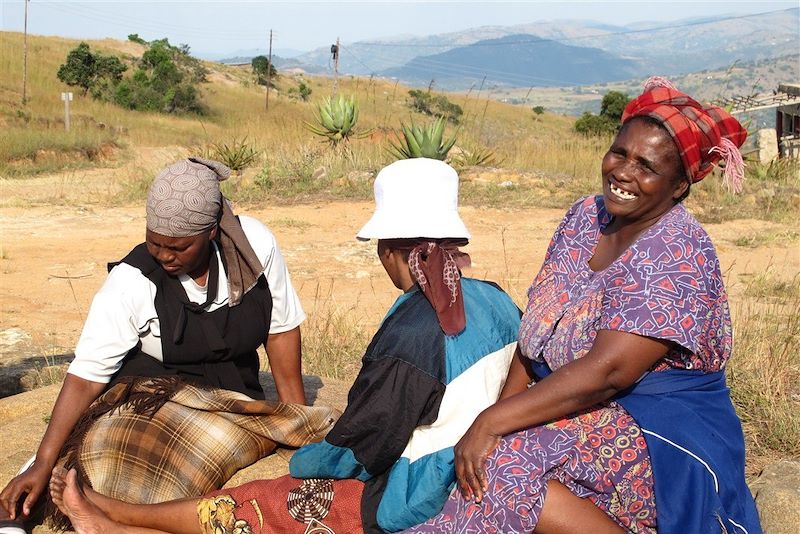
[728,272,800,476]
[3,31,798,226]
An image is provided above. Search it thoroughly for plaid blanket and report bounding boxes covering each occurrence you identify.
[49,377,339,529]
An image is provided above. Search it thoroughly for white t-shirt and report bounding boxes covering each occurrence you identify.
[68,215,306,383]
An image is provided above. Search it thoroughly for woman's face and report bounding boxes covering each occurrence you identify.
[601,119,689,224]
[145,226,217,279]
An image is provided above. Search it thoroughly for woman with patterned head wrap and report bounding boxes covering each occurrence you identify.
[407,79,761,533]
[0,158,314,529]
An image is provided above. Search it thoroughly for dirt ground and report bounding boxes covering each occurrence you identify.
[1,161,798,375]
[0,159,798,532]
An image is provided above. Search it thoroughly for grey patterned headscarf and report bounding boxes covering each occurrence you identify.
[146,157,263,306]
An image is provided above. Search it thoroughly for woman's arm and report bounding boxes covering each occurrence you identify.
[456,329,670,502]
[265,326,306,405]
[497,347,534,401]
[0,374,105,519]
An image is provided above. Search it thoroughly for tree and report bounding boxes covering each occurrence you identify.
[251,56,278,87]
[57,42,126,96]
[573,90,630,137]
[600,91,630,123]
[128,33,147,45]
[574,112,617,136]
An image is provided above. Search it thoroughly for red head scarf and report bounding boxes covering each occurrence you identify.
[622,77,748,192]
[407,240,471,336]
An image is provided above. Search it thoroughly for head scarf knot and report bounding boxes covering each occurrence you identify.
[622,77,748,193]
[146,157,263,306]
[407,240,471,336]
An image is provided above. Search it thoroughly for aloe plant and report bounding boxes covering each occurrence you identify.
[305,95,361,146]
[387,116,458,161]
[210,136,260,172]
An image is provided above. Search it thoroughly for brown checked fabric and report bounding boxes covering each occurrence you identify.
[49,377,339,530]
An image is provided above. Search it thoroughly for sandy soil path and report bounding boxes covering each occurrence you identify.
[1,200,796,370]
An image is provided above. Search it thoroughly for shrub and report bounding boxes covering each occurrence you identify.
[113,39,206,114]
[288,79,312,101]
[251,55,278,87]
[532,106,545,115]
[128,33,147,45]
[406,89,463,124]
[574,112,617,136]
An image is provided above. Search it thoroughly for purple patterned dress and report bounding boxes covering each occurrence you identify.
[406,196,732,533]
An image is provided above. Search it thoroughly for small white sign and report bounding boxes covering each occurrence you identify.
[61,92,73,101]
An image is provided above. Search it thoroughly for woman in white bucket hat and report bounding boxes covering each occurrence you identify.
[47,158,522,534]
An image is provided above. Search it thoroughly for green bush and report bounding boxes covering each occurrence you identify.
[406,90,463,124]
[251,55,278,87]
[128,33,147,45]
[573,90,630,137]
[574,112,617,136]
[113,39,206,114]
[57,42,126,96]
[57,38,206,115]
[288,79,312,101]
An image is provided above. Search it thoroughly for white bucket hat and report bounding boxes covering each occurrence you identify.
[356,158,471,241]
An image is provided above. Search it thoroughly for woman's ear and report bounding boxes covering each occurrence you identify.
[208,224,219,241]
[672,177,690,201]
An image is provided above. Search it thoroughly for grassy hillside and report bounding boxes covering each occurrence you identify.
[1,31,797,225]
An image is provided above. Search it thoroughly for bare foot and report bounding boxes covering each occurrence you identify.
[49,468,118,534]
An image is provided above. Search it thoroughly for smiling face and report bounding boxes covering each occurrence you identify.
[145,226,217,280]
[601,118,689,226]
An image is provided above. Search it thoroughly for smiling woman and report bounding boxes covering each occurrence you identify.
[408,78,761,534]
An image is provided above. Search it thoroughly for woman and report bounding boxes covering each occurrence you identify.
[408,79,762,533]
[47,158,523,534]
[0,158,309,527]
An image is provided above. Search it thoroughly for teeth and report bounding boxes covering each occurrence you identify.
[610,182,637,200]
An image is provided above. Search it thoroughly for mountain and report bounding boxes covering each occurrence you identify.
[293,8,798,88]
[381,34,640,88]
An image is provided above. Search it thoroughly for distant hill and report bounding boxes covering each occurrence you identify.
[381,34,641,88]
[492,53,800,119]
[293,8,799,89]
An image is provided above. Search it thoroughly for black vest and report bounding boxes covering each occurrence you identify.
[109,243,272,400]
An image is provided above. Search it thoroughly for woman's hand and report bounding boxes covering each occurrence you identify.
[0,459,52,519]
[0,374,105,519]
[454,414,501,504]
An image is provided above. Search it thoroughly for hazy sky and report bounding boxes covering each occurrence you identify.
[1,1,797,57]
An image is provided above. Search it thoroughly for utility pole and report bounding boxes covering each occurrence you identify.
[331,37,340,97]
[265,29,273,111]
[22,0,29,104]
